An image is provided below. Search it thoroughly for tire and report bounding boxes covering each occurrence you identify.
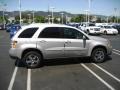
[87,30,90,35]
[104,31,107,35]
[23,51,43,68]
[91,48,106,63]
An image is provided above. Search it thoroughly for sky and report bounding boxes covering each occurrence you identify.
[0,0,120,16]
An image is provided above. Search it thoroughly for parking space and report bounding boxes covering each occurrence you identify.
[0,30,120,90]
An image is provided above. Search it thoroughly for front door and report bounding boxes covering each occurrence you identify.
[63,27,89,57]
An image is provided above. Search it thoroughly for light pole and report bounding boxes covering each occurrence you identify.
[84,10,88,25]
[0,3,7,29]
[114,8,117,23]
[65,15,68,24]
[32,11,35,23]
[50,7,55,24]
[88,0,92,23]
[4,13,8,24]
[60,13,64,24]
[48,15,51,23]
[27,14,31,24]
[19,0,22,25]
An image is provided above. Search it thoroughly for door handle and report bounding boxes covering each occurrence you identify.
[65,41,71,44]
[39,40,46,43]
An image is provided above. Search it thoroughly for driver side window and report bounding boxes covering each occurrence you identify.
[63,28,83,39]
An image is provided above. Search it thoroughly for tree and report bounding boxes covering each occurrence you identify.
[96,17,102,23]
[0,16,3,23]
[35,16,45,23]
[71,14,85,22]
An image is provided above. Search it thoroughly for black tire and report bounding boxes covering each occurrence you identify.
[87,30,90,35]
[23,51,43,68]
[91,48,106,63]
[104,31,107,35]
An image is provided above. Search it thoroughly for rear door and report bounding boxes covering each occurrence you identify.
[37,27,65,59]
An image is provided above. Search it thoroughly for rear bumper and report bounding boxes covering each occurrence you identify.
[9,48,21,60]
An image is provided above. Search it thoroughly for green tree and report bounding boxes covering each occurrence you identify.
[0,16,3,23]
[35,16,45,23]
[71,14,85,22]
[96,17,102,23]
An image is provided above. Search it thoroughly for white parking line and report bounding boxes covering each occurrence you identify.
[92,63,120,83]
[81,64,115,90]
[112,51,120,55]
[113,49,120,55]
[113,49,120,53]
[27,69,31,90]
[8,67,18,90]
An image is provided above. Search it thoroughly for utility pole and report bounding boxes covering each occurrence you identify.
[19,0,22,25]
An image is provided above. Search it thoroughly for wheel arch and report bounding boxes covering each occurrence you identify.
[21,48,43,59]
[91,45,107,56]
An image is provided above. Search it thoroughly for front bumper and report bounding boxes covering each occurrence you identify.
[90,30,101,34]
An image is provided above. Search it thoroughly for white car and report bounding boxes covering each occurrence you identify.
[99,25,118,35]
[79,23,101,35]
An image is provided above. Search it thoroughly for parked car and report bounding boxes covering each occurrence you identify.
[66,23,80,28]
[6,23,14,32]
[79,23,101,35]
[99,25,118,35]
[0,24,5,30]
[9,23,112,68]
[9,24,21,38]
[112,25,120,34]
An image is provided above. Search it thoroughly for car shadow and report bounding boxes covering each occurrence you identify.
[15,56,112,68]
[44,56,112,67]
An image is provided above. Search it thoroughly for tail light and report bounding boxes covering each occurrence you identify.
[11,41,17,48]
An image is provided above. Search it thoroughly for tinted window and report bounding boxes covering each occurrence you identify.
[39,27,62,38]
[18,28,38,38]
[63,28,83,39]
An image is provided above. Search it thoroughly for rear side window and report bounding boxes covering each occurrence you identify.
[38,27,62,38]
[18,28,38,38]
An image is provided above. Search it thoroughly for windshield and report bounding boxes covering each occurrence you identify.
[89,24,95,26]
[104,26,112,29]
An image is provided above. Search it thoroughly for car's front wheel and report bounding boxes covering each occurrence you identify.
[104,31,107,35]
[91,48,106,63]
[23,51,43,68]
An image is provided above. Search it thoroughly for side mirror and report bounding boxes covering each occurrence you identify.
[83,35,86,48]
[83,35,86,40]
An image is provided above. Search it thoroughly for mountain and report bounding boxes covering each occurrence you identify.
[0,11,74,17]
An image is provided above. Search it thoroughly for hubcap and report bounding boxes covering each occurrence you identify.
[94,50,104,61]
[26,54,40,67]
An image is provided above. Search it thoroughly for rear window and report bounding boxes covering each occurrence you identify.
[38,27,62,38]
[18,27,38,38]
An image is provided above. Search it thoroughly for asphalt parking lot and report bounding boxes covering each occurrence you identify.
[0,30,120,90]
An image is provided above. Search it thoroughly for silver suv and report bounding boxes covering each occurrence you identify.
[9,23,112,68]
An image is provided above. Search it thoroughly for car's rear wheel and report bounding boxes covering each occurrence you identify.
[91,48,106,63]
[23,51,43,68]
